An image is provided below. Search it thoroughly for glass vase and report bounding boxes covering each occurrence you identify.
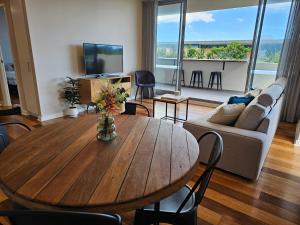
[97,113,117,142]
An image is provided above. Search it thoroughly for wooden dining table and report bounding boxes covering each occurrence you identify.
[0,115,200,213]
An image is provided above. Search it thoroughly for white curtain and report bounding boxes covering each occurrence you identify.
[277,0,300,122]
[142,0,157,73]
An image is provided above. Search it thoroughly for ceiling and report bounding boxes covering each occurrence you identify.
[186,0,259,12]
[157,0,291,15]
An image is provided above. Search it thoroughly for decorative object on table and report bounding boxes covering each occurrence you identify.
[95,81,129,142]
[64,76,80,117]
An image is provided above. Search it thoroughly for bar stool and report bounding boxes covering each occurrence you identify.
[172,69,185,86]
[208,71,222,90]
[189,70,203,88]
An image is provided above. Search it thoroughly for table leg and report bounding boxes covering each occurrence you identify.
[174,103,177,124]
[154,202,160,225]
[186,99,189,121]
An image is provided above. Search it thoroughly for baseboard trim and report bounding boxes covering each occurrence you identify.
[39,112,64,122]
[295,120,300,146]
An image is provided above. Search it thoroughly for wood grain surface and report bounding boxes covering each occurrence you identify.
[0,115,199,213]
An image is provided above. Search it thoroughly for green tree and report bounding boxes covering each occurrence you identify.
[184,45,205,59]
[262,49,281,63]
[206,42,250,60]
[224,42,251,59]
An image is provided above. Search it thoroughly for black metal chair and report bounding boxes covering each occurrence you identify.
[0,210,122,225]
[135,71,155,103]
[134,131,223,225]
[190,70,203,88]
[0,122,31,153]
[208,71,222,90]
[122,102,150,117]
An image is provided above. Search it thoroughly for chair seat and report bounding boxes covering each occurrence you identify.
[137,83,155,87]
[142,185,195,214]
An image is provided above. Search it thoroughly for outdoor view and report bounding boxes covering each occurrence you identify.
[157,4,289,62]
[156,1,292,92]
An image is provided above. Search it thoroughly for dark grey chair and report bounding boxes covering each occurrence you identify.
[134,71,155,103]
[134,131,223,225]
[0,122,31,153]
[123,102,150,117]
[0,210,121,225]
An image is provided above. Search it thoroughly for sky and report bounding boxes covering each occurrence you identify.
[157,3,291,43]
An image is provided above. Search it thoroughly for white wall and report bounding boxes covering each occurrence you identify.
[156,60,249,92]
[24,0,142,121]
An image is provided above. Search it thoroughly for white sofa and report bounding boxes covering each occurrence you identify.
[183,78,286,180]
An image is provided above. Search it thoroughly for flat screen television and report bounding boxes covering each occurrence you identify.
[83,43,123,76]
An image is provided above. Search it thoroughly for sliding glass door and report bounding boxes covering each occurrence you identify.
[248,0,292,90]
[155,0,186,94]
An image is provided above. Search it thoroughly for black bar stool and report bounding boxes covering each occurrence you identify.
[189,70,203,88]
[172,69,185,86]
[208,71,222,90]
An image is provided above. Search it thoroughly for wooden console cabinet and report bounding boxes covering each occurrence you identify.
[79,76,131,104]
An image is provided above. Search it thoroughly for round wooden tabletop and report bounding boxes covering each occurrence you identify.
[0,115,200,213]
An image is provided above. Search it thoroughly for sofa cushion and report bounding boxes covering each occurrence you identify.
[208,103,246,125]
[235,103,267,131]
[257,85,284,107]
[256,117,270,134]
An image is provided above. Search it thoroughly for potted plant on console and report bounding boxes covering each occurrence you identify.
[64,76,80,117]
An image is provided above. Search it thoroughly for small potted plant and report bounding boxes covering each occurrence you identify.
[64,76,80,117]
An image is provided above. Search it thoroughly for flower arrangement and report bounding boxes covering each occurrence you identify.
[95,80,129,142]
[96,81,129,115]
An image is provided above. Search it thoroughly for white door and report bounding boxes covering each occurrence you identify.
[0,44,11,106]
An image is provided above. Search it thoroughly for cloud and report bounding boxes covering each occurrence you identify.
[267,2,291,11]
[237,18,244,23]
[158,12,215,24]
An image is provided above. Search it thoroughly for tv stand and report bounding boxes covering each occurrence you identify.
[79,75,131,104]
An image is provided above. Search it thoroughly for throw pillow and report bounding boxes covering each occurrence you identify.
[235,103,267,130]
[208,104,246,125]
[228,96,255,106]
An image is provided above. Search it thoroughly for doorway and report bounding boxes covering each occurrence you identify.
[155,0,187,94]
[0,6,20,108]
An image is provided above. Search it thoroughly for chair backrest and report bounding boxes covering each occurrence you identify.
[135,71,155,86]
[0,210,122,225]
[176,131,223,213]
[123,102,150,117]
[0,122,31,153]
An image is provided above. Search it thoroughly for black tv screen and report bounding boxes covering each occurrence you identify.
[83,43,123,75]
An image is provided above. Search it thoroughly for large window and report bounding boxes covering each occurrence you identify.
[251,0,292,89]
[157,6,258,60]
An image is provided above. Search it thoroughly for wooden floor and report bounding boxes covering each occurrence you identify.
[1,99,300,225]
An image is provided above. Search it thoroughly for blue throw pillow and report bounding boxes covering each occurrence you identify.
[228,95,255,106]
